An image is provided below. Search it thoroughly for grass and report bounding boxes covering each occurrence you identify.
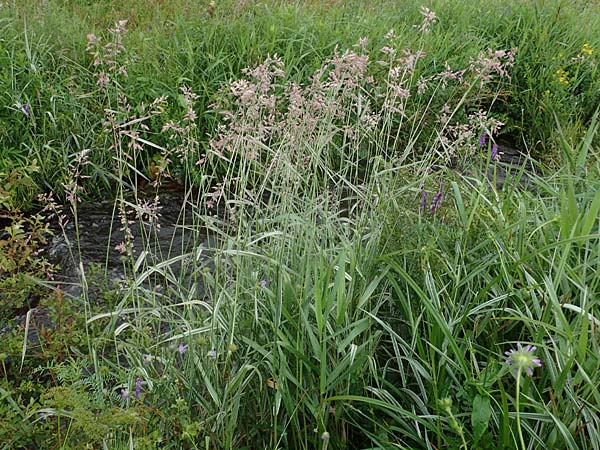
[0,0,599,449]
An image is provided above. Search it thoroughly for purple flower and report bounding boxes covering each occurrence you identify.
[121,388,129,400]
[479,133,488,148]
[135,377,142,399]
[505,343,542,376]
[430,183,444,214]
[420,191,428,210]
[178,343,187,355]
[491,143,498,161]
[207,348,217,358]
[16,102,31,119]
[260,278,268,288]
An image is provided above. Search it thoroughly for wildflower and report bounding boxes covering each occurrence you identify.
[207,348,217,358]
[555,68,570,85]
[582,43,594,56]
[16,102,31,119]
[321,431,330,441]
[177,343,187,355]
[260,278,268,288]
[143,353,154,364]
[135,377,142,399]
[420,191,428,210]
[479,133,488,148]
[491,143,498,161]
[505,343,542,376]
[430,183,444,215]
[121,388,129,400]
[228,343,238,353]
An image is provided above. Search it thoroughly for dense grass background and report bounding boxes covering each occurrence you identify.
[1,1,599,449]
[1,0,599,208]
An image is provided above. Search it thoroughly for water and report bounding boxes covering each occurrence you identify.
[48,187,211,298]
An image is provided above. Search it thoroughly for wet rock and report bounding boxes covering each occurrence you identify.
[485,141,538,191]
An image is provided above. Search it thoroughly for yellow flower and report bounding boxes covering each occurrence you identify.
[554,68,570,85]
[582,43,594,56]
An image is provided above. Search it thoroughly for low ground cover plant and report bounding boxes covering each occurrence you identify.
[1,1,599,449]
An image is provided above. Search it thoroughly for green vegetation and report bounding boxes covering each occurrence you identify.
[1,0,599,449]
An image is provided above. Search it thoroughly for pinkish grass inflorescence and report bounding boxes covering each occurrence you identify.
[414,6,438,34]
[86,20,129,88]
[206,8,516,204]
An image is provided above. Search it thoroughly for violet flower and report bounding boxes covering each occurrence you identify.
[420,191,428,210]
[479,133,488,148]
[505,343,542,376]
[135,377,142,399]
[491,143,499,161]
[430,183,444,215]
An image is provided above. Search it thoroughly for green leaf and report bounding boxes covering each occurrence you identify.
[471,394,492,444]
[451,181,468,228]
[575,108,598,174]
[335,250,347,325]
[580,189,600,237]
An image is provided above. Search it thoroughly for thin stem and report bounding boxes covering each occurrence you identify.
[444,402,469,450]
[516,368,526,450]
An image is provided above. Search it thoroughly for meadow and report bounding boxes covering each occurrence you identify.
[1,0,599,449]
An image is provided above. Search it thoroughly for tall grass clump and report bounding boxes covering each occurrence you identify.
[78,10,528,449]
